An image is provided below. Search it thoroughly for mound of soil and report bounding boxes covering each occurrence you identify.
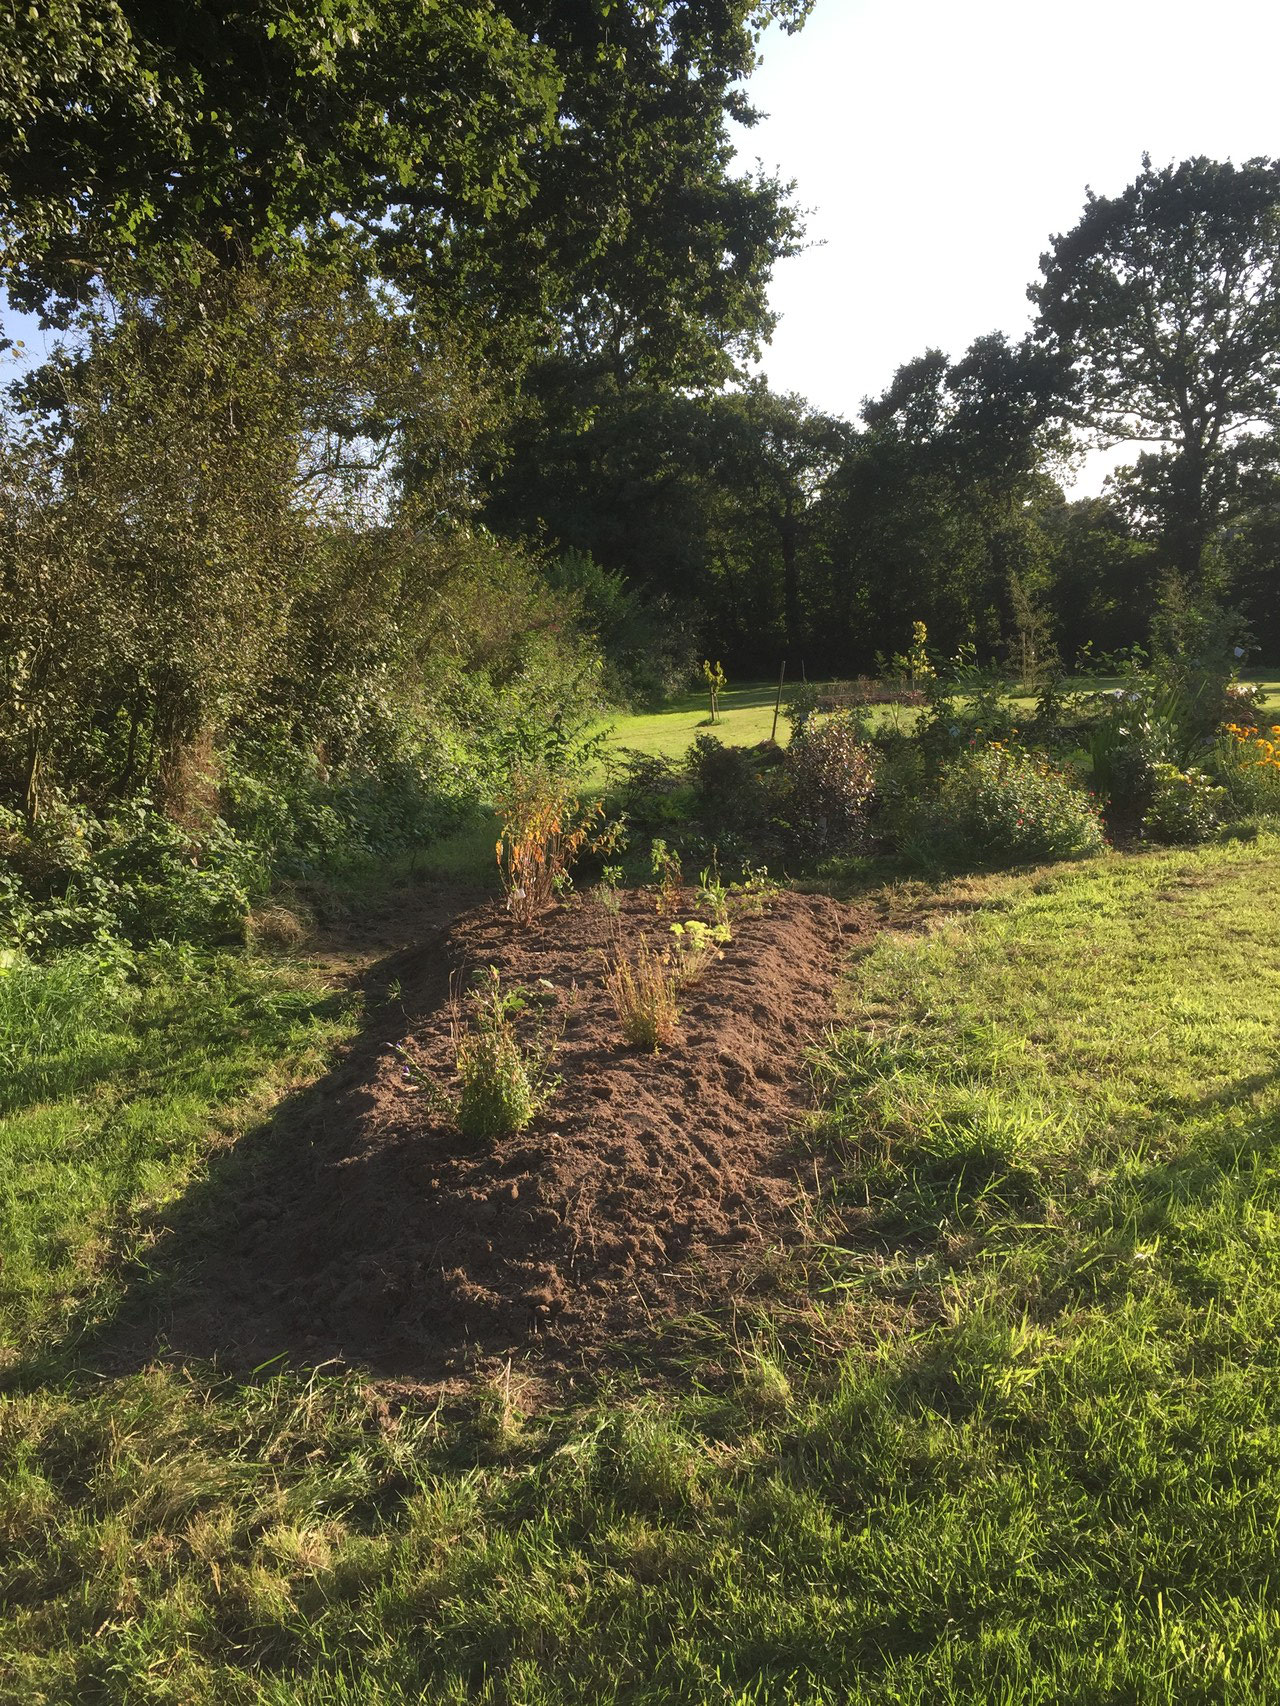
[145,888,864,1384]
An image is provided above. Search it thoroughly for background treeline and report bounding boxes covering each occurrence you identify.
[1,3,1279,948]
[487,154,1280,676]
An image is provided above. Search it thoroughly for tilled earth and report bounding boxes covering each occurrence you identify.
[136,886,866,1386]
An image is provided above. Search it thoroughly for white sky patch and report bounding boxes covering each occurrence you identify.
[734,0,1280,493]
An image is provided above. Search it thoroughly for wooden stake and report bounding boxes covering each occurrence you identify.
[770,660,786,744]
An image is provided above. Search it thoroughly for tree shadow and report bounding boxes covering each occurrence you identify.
[48,916,505,1388]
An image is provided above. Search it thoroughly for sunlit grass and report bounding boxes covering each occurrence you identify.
[4,833,1280,1700]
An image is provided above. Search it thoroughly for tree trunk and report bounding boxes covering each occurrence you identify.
[780,510,801,654]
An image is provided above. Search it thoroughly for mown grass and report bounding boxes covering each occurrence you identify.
[603,681,793,758]
[0,946,355,1359]
[3,832,1280,1701]
[602,670,1280,769]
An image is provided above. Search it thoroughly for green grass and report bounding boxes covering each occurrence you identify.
[4,833,1280,1700]
[602,681,792,758]
[0,946,354,1358]
[600,670,1280,770]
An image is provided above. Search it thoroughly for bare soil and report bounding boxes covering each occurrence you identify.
[135,887,867,1386]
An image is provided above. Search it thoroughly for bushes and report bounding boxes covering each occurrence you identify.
[1142,764,1227,844]
[1212,723,1280,819]
[783,716,876,858]
[902,744,1105,866]
[0,798,263,951]
[450,970,561,1142]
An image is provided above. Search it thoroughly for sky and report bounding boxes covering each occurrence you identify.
[5,1,1277,497]
[732,0,1280,492]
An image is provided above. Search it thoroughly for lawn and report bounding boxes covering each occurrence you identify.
[603,681,793,757]
[600,669,1280,770]
[3,828,1280,1701]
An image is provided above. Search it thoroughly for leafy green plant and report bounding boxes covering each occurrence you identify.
[783,714,877,858]
[701,658,727,723]
[907,743,1106,865]
[695,862,731,933]
[727,864,781,915]
[449,968,562,1141]
[668,917,729,984]
[649,838,683,916]
[1141,763,1227,844]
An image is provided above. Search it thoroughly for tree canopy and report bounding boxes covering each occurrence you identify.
[1032,154,1280,584]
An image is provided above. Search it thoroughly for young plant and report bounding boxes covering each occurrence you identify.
[494,762,616,926]
[668,917,728,985]
[603,939,680,1052]
[649,837,683,916]
[701,658,727,723]
[728,863,781,916]
[450,967,562,1141]
[696,861,731,934]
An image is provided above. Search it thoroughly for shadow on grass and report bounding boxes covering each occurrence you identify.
[5,898,511,1393]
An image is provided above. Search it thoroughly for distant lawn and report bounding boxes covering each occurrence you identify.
[603,681,790,758]
[5,832,1280,1701]
[601,681,917,764]
[603,667,1280,767]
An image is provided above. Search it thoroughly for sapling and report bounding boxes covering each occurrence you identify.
[702,658,727,723]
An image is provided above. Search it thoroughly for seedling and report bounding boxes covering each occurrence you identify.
[650,837,682,916]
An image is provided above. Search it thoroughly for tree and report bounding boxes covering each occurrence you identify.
[1032,155,1280,587]
[412,1,813,389]
[0,0,560,318]
[814,334,1063,665]
[709,386,852,655]
[0,0,811,394]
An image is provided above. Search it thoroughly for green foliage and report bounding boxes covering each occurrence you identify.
[451,968,560,1142]
[1033,155,1280,585]
[1212,723,1280,817]
[910,742,1106,866]
[547,549,696,708]
[1142,762,1227,844]
[701,658,727,723]
[0,798,262,951]
[683,734,767,834]
[648,837,683,916]
[0,0,561,317]
[782,715,877,858]
[5,833,1280,1702]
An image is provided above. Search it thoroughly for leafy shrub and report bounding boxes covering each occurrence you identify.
[614,750,688,832]
[930,744,1105,864]
[783,715,876,858]
[450,969,560,1141]
[0,798,261,950]
[494,763,611,926]
[1141,763,1227,844]
[781,681,822,735]
[649,838,683,916]
[1212,723,1280,818]
[547,549,696,709]
[603,939,680,1052]
[1086,686,1179,812]
[685,735,769,834]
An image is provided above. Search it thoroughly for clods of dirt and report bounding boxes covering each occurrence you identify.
[141,888,865,1384]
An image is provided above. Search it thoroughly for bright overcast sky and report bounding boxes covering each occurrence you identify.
[734,0,1280,490]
